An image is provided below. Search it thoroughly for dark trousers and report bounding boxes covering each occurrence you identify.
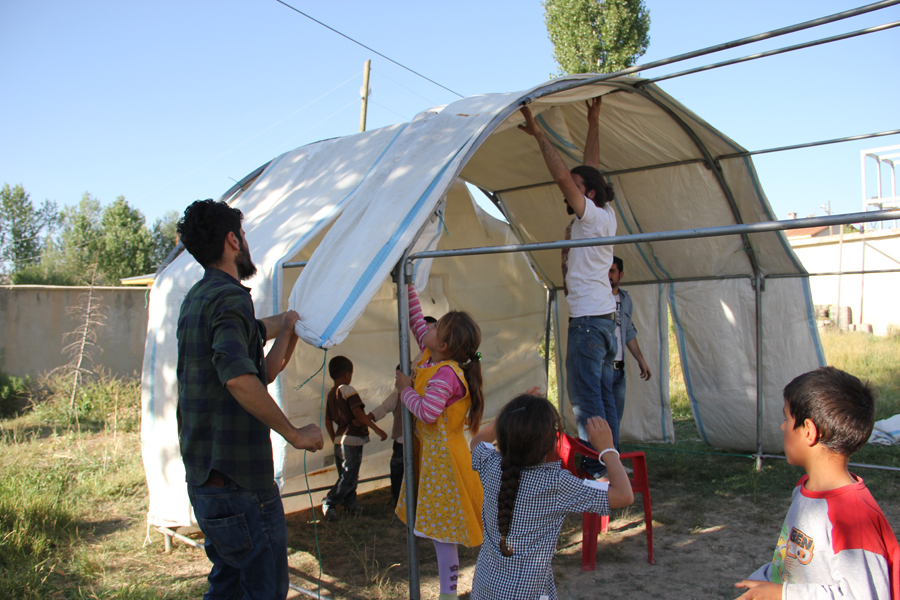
[323,444,363,509]
[188,481,288,600]
[389,440,404,508]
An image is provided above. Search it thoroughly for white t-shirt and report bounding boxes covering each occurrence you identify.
[614,292,624,361]
[565,199,617,318]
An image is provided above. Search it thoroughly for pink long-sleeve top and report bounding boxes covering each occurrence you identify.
[400,286,466,424]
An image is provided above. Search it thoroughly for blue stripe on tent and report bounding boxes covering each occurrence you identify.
[495,194,558,286]
[413,209,446,283]
[610,186,672,280]
[800,277,827,366]
[669,284,710,445]
[553,294,568,430]
[657,283,669,441]
[271,123,410,318]
[535,114,582,164]
[148,328,158,430]
[740,157,804,274]
[536,113,581,151]
[318,151,463,347]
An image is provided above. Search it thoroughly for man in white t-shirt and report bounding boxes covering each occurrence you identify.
[609,256,651,448]
[520,98,618,476]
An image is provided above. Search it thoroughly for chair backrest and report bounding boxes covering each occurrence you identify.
[556,433,599,479]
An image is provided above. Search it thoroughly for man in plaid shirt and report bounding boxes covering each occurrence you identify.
[176,199,323,600]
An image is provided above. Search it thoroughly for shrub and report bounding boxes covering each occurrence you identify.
[0,372,31,419]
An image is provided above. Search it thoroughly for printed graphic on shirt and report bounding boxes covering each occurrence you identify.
[772,524,816,583]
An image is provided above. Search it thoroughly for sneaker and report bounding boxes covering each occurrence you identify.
[323,505,339,522]
[344,503,365,516]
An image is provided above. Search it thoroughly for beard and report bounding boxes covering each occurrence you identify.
[234,240,257,281]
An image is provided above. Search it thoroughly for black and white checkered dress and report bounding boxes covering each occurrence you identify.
[470,442,610,600]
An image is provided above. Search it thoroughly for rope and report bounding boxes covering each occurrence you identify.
[301,348,328,598]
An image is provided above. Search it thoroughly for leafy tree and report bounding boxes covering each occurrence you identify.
[0,183,57,277]
[97,196,154,283]
[543,0,650,75]
[39,193,104,285]
[150,210,180,269]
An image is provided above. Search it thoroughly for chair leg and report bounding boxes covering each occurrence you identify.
[582,512,599,571]
[600,514,610,533]
[642,489,655,565]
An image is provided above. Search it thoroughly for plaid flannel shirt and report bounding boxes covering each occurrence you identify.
[176,268,272,490]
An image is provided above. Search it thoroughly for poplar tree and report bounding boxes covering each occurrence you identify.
[544,0,650,75]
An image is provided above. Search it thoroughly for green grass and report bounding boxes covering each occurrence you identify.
[1,328,897,599]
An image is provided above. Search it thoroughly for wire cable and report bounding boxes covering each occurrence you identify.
[371,67,441,107]
[274,0,464,98]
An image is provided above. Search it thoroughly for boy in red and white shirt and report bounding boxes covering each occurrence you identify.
[736,367,899,600]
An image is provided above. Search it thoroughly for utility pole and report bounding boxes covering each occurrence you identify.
[359,60,371,133]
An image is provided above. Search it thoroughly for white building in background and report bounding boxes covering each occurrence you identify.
[787,227,900,336]
[786,144,900,336]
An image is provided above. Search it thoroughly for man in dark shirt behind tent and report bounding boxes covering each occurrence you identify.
[176,199,323,599]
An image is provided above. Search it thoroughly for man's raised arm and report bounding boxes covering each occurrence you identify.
[519,106,587,218]
[583,96,602,170]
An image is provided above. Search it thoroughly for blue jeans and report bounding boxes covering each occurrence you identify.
[612,366,627,450]
[323,444,362,509]
[187,481,288,600]
[566,316,618,475]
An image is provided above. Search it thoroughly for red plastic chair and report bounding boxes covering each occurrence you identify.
[556,433,655,569]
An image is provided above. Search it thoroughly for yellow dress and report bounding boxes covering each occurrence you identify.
[395,350,484,547]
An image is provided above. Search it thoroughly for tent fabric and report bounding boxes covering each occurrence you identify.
[141,74,824,529]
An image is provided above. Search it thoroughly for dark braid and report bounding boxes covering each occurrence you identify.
[497,458,522,557]
[494,394,563,558]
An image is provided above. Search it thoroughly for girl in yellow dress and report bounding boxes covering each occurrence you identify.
[394,284,485,599]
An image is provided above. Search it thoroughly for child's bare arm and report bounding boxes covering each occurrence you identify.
[351,406,387,441]
[470,420,497,451]
[585,417,633,508]
[325,418,336,443]
[733,580,782,600]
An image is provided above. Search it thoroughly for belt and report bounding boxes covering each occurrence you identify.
[569,312,615,323]
[614,361,625,370]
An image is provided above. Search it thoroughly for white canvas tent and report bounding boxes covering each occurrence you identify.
[141,74,824,530]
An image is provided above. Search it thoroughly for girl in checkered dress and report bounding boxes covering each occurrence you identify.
[469,395,634,600]
[394,285,485,599]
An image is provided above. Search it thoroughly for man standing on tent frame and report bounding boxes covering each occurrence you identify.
[175,199,324,599]
[520,98,619,476]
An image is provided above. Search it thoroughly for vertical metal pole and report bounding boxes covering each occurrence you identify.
[359,60,371,133]
[755,273,764,472]
[836,225,844,330]
[395,259,420,599]
[543,287,553,380]
[860,230,866,326]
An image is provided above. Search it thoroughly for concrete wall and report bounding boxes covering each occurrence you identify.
[0,285,149,379]
[789,228,900,336]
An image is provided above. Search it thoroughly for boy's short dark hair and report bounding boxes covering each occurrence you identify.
[328,356,353,380]
[612,255,624,272]
[784,366,875,456]
[177,199,244,268]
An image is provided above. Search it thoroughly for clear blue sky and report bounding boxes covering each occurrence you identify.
[2,0,898,227]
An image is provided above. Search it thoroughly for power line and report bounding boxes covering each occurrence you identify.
[273,0,464,99]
